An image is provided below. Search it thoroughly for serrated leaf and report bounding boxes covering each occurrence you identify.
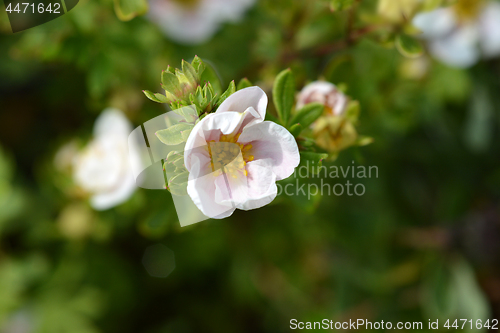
[237,78,252,90]
[273,69,295,125]
[156,123,195,145]
[396,34,424,58]
[289,102,324,129]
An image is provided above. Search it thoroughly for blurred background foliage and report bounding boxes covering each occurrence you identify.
[1,0,500,332]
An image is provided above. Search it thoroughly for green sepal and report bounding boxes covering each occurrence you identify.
[219,80,236,105]
[143,90,166,103]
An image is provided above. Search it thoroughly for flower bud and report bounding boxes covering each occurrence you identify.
[312,116,358,153]
[296,81,348,116]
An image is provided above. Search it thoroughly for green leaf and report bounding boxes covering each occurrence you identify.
[181,60,199,84]
[164,151,184,174]
[113,0,148,21]
[265,112,280,124]
[156,123,195,145]
[161,71,179,94]
[180,128,192,141]
[395,34,424,58]
[289,123,303,137]
[273,69,295,125]
[143,90,165,103]
[298,152,329,175]
[191,55,206,74]
[289,102,324,129]
[219,80,236,104]
[200,61,222,94]
[173,106,198,122]
[345,100,360,123]
[356,136,374,146]
[154,93,169,103]
[299,152,328,166]
[168,171,189,196]
[237,78,252,90]
[464,85,494,153]
[330,0,355,11]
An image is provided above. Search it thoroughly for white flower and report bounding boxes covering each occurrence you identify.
[413,1,500,68]
[184,87,300,219]
[72,108,137,210]
[296,81,348,116]
[147,0,255,45]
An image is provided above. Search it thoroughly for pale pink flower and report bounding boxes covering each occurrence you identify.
[413,1,500,68]
[72,109,137,210]
[184,87,300,218]
[296,81,348,116]
[147,0,255,45]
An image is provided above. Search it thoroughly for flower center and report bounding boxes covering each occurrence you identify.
[454,0,484,21]
[207,133,254,178]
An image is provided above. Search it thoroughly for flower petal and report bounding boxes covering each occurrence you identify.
[239,159,277,210]
[94,108,132,137]
[413,8,457,39]
[216,86,268,121]
[429,24,481,68]
[90,168,137,210]
[296,81,348,116]
[184,109,260,171]
[212,158,277,211]
[238,121,300,180]
[147,0,255,45]
[479,1,500,58]
[186,153,236,219]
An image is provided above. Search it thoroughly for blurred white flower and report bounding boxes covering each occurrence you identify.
[296,81,348,116]
[72,108,137,210]
[184,87,300,219]
[413,1,500,68]
[147,0,255,45]
[1,309,34,333]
